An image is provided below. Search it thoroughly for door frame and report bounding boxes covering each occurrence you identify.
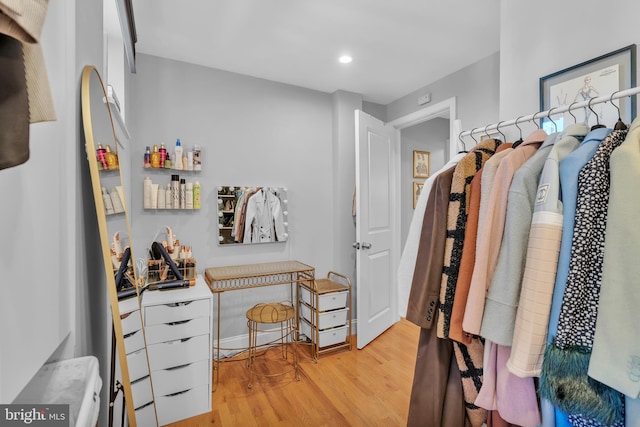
[386,97,458,319]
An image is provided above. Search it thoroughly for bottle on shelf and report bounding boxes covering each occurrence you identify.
[102,187,115,215]
[150,144,160,168]
[164,152,172,169]
[144,146,151,168]
[96,144,108,170]
[180,179,186,209]
[174,139,183,170]
[105,144,118,170]
[193,181,201,209]
[193,145,202,171]
[159,143,167,168]
[186,182,193,209]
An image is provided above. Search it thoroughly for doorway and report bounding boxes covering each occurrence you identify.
[354,97,458,347]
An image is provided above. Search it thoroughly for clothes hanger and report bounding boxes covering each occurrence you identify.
[469,128,479,145]
[457,131,468,153]
[484,124,493,141]
[610,91,628,130]
[588,97,606,130]
[547,107,558,133]
[512,115,525,148]
[496,120,506,142]
[568,101,578,123]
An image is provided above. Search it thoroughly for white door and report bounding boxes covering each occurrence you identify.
[355,110,399,349]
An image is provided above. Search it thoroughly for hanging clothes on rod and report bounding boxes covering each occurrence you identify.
[403,86,640,427]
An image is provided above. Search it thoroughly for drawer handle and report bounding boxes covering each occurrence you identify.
[166,363,192,371]
[167,337,193,344]
[166,319,192,326]
[135,400,155,411]
[131,374,150,385]
[166,301,193,307]
[124,330,139,339]
[166,388,191,397]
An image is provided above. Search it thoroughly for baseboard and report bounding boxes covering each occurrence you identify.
[216,319,358,359]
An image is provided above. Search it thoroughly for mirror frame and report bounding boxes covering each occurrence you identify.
[81,65,148,426]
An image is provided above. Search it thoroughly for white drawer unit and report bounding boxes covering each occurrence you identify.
[141,278,213,425]
[298,272,352,360]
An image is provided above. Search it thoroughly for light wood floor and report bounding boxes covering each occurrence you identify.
[167,318,419,427]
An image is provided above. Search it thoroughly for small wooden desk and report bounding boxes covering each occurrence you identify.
[204,260,315,389]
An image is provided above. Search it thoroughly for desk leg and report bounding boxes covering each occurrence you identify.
[213,292,221,392]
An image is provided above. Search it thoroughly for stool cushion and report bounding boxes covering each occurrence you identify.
[247,302,295,324]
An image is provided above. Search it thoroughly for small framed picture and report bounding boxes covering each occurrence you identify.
[413,150,430,179]
[413,181,424,209]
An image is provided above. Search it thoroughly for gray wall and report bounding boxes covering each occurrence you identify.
[400,118,449,248]
[130,54,335,338]
[387,51,501,140]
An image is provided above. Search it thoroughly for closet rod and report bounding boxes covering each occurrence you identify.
[460,85,640,138]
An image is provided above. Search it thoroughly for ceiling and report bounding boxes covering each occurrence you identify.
[130,0,500,105]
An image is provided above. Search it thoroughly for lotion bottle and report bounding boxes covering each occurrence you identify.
[102,187,115,215]
[174,139,183,170]
[193,181,201,209]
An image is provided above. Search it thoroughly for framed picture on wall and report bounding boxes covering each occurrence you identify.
[539,44,636,133]
[413,181,424,209]
[413,150,430,179]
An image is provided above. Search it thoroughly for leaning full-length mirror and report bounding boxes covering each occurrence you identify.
[81,65,158,427]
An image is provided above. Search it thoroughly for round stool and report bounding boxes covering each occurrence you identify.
[246,302,300,389]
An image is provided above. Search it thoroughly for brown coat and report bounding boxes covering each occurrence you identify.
[407,165,468,427]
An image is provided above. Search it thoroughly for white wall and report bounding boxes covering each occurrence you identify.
[0,0,107,418]
[499,0,640,135]
[130,53,334,338]
[400,118,449,248]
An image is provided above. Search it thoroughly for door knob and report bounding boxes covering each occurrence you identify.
[361,242,372,249]
[352,242,360,249]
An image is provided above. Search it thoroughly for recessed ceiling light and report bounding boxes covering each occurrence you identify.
[339,55,353,64]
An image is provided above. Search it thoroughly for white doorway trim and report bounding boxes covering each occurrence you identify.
[386,97,458,321]
[387,97,459,160]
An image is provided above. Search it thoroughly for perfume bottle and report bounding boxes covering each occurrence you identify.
[144,146,151,168]
[159,143,167,168]
[164,152,172,169]
[150,144,160,168]
[104,144,118,170]
[96,144,108,170]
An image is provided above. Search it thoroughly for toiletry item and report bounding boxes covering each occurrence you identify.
[174,139,183,170]
[172,174,180,208]
[116,186,126,211]
[113,232,123,261]
[193,145,202,171]
[157,186,166,209]
[144,146,151,168]
[182,154,188,171]
[166,227,174,252]
[96,144,108,170]
[159,143,167,168]
[143,177,152,209]
[180,179,186,209]
[164,153,172,169]
[165,183,172,208]
[187,151,194,171]
[150,184,159,209]
[110,188,124,213]
[185,182,193,209]
[102,187,115,215]
[193,181,201,209]
[150,144,160,168]
[105,144,118,170]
